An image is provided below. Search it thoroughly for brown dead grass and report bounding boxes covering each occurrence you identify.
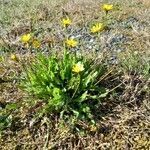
[0,0,150,149]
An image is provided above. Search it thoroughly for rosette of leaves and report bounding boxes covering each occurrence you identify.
[21,49,109,124]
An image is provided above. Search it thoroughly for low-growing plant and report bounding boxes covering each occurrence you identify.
[21,49,109,124]
[0,103,17,134]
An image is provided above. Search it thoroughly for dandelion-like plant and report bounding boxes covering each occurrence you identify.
[102,4,113,14]
[21,47,109,126]
[65,38,78,48]
[72,62,84,73]
[21,33,31,43]
[90,23,104,33]
[61,17,72,28]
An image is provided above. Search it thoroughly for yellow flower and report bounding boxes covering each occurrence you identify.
[66,38,78,48]
[90,23,104,33]
[72,62,84,73]
[10,54,19,62]
[21,33,31,43]
[61,17,72,27]
[90,125,97,132]
[102,4,113,12]
[32,39,41,48]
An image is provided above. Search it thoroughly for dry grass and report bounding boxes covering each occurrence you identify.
[0,0,150,149]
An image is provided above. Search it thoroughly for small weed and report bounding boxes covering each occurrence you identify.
[21,49,109,125]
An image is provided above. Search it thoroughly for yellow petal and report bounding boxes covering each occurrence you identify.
[66,39,78,48]
[10,54,19,62]
[72,62,84,73]
[21,34,31,43]
[61,17,72,27]
[102,4,113,11]
[32,39,41,48]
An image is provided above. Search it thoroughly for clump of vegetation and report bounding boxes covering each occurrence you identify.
[21,48,109,125]
[0,0,150,149]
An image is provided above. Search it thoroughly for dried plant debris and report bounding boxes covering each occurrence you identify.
[0,0,150,149]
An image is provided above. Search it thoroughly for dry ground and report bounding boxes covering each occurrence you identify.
[0,0,150,149]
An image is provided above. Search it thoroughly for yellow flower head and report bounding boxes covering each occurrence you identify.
[90,23,104,33]
[102,4,113,12]
[32,39,41,48]
[61,17,72,27]
[10,54,19,62]
[21,33,31,43]
[66,38,78,48]
[90,125,97,132]
[72,62,84,73]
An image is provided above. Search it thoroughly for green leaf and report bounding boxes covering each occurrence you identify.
[6,103,17,110]
[77,91,88,102]
[83,71,98,87]
[72,110,79,118]
[99,89,109,98]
